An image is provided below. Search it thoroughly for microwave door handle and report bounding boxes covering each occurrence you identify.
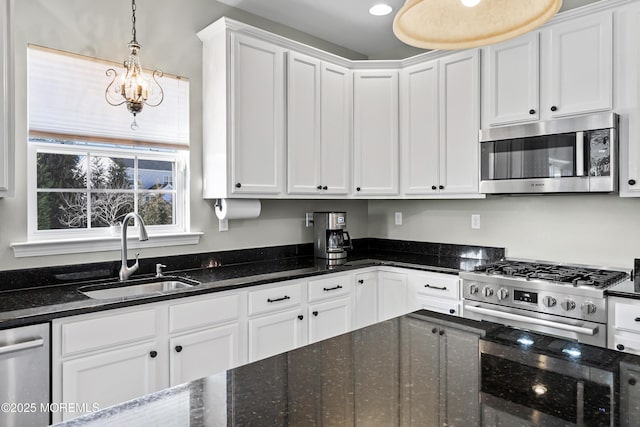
[464,305,598,335]
[575,131,585,177]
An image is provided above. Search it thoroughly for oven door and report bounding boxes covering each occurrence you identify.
[463,301,606,347]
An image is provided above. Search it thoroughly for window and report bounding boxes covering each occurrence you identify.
[24,45,192,245]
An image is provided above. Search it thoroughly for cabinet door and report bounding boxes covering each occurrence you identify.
[230,33,285,195]
[248,308,306,362]
[484,32,539,126]
[620,361,640,427]
[415,296,460,317]
[169,323,243,386]
[60,341,164,421]
[354,271,379,329]
[287,51,321,194]
[543,11,613,118]
[379,271,408,321]
[439,49,480,195]
[400,60,440,195]
[321,62,352,195]
[0,0,9,196]
[308,297,351,343]
[353,70,399,196]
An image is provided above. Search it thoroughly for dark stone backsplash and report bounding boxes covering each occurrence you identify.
[0,239,504,292]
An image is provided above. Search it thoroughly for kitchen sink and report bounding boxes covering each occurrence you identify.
[78,277,200,300]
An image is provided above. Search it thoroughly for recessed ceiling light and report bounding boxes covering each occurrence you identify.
[460,0,481,7]
[369,4,393,16]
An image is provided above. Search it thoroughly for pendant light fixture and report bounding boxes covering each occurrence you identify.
[393,0,562,50]
[105,0,163,130]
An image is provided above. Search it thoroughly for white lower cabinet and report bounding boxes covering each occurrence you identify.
[354,270,379,329]
[248,308,307,362]
[309,297,351,343]
[407,270,462,317]
[379,271,408,321]
[620,360,640,427]
[607,296,640,354]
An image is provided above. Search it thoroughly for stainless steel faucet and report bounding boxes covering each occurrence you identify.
[119,212,149,282]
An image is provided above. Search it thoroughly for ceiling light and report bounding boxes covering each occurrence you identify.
[393,0,562,50]
[105,0,164,130]
[460,0,481,7]
[369,4,393,16]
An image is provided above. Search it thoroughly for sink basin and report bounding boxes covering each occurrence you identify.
[79,277,199,300]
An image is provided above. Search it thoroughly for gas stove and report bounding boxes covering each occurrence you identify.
[459,259,630,347]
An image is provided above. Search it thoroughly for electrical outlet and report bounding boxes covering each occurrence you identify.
[305,212,314,227]
[471,214,480,229]
[218,218,228,232]
[395,212,402,225]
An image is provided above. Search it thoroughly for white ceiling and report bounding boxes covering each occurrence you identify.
[217,0,602,58]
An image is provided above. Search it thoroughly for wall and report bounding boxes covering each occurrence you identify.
[0,0,368,270]
[369,195,640,269]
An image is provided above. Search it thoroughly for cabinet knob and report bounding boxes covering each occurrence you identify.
[431,327,438,334]
[298,315,304,320]
[149,350,158,358]
[356,187,361,192]
[449,309,455,314]
[175,345,183,353]
[529,109,536,115]
[358,279,364,284]
[550,105,558,112]
[431,185,437,190]
[629,179,637,186]
[439,185,444,190]
[617,344,625,351]
[317,185,322,190]
[635,317,640,322]
[630,377,637,386]
[322,186,328,190]
[235,182,242,188]
[439,329,445,336]
[312,311,319,317]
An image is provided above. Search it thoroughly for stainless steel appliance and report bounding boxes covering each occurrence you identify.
[0,323,50,427]
[460,259,629,347]
[313,212,352,264]
[479,112,618,194]
[480,329,619,426]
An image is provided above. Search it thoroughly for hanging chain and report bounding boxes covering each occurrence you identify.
[131,0,137,43]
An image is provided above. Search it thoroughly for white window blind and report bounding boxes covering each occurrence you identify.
[27,45,189,148]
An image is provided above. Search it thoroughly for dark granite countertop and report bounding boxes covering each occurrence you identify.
[0,251,496,330]
[52,310,630,426]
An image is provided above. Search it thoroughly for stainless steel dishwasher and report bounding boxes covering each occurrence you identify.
[0,323,50,427]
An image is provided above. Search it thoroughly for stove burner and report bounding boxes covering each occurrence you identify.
[473,260,628,289]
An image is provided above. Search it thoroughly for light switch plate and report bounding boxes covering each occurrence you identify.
[395,212,402,225]
[471,214,480,229]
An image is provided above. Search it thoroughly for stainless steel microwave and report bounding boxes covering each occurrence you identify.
[479,113,619,194]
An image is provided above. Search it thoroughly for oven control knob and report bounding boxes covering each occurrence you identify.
[497,288,509,301]
[543,296,557,308]
[561,299,576,311]
[581,301,597,315]
[482,287,494,297]
[468,284,479,295]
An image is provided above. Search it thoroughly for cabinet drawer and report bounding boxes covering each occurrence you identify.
[614,301,640,333]
[169,292,242,333]
[308,274,351,302]
[248,282,303,316]
[60,308,157,356]
[409,272,459,300]
[415,295,460,317]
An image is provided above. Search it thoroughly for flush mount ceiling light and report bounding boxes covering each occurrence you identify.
[393,0,562,50]
[105,0,164,129]
[369,4,393,16]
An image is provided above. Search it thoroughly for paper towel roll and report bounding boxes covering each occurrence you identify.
[215,199,261,220]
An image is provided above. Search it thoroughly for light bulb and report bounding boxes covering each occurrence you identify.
[369,4,393,16]
[461,0,481,7]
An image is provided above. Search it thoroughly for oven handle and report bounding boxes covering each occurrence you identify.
[464,305,598,336]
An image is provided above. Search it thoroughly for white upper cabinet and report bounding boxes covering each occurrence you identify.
[287,52,351,195]
[482,11,613,127]
[542,11,613,118]
[353,70,399,196]
[0,0,11,197]
[483,32,540,127]
[199,27,286,198]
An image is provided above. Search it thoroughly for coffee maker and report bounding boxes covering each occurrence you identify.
[313,212,353,264]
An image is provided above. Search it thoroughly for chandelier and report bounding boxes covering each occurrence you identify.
[105,0,163,129]
[393,0,562,50]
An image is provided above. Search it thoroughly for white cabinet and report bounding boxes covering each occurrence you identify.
[407,270,461,317]
[199,27,286,198]
[309,297,351,343]
[379,270,408,321]
[354,270,379,329]
[353,70,399,196]
[483,32,540,126]
[400,50,480,196]
[607,297,640,355]
[287,52,351,195]
[0,0,11,197]
[482,11,613,127]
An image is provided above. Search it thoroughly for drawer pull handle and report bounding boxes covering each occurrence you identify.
[267,296,291,303]
[323,285,343,292]
[425,284,447,291]
[175,345,183,353]
[149,351,158,358]
[357,279,364,284]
